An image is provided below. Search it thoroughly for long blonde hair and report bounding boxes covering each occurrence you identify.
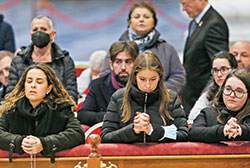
[121,51,173,124]
[0,63,76,115]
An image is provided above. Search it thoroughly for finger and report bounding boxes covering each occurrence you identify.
[136,112,141,115]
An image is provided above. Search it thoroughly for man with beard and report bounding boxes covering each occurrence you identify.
[230,41,250,73]
[77,41,139,126]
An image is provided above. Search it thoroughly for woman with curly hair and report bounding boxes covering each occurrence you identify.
[0,63,84,161]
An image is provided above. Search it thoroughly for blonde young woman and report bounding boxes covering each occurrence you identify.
[0,63,84,161]
[101,51,188,143]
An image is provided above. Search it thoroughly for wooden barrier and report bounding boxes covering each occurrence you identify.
[1,134,250,168]
[1,154,250,168]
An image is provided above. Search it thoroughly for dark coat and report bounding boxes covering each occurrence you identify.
[189,107,250,142]
[101,29,186,94]
[182,6,229,115]
[101,86,188,143]
[6,43,78,102]
[0,14,15,53]
[77,72,116,126]
[0,97,85,155]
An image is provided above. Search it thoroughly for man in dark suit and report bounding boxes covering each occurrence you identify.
[77,41,139,126]
[180,0,229,116]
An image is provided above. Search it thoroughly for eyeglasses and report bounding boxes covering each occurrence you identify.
[211,67,231,76]
[223,86,248,99]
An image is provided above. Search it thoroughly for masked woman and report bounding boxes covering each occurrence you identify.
[7,15,78,102]
[101,51,188,143]
[0,63,84,161]
[189,69,250,142]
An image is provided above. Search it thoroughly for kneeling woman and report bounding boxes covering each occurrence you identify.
[189,69,250,142]
[101,51,188,143]
[0,63,85,159]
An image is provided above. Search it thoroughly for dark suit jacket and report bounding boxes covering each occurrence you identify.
[182,6,229,115]
[77,72,116,126]
[0,14,15,52]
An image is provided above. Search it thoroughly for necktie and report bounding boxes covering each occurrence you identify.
[189,19,197,37]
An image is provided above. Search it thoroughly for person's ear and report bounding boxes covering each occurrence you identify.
[50,30,56,41]
[109,61,114,71]
[47,84,53,95]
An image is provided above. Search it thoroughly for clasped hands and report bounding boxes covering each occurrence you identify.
[223,117,242,139]
[21,135,43,154]
[133,112,152,135]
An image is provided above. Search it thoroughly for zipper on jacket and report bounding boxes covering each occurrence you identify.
[143,93,148,143]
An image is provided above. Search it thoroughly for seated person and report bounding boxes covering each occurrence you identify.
[0,51,13,102]
[0,63,85,158]
[101,51,188,143]
[189,69,250,142]
[77,41,139,126]
[77,50,107,97]
[189,51,238,121]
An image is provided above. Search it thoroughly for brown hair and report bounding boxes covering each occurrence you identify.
[0,51,13,61]
[128,1,158,28]
[0,63,76,115]
[213,69,250,124]
[109,41,139,63]
[121,50,173,124]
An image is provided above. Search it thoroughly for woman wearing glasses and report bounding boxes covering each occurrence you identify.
[188,52,238,121]
[189,68,250,142]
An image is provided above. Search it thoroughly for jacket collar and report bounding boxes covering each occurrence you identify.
[130,85,160,107]
[17,42,68,61]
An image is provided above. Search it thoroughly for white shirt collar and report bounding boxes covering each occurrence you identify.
[194,4,211,24]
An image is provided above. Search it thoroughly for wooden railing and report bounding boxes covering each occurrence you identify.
[1,134,250,168]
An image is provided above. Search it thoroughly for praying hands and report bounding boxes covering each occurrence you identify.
[223,117,242,139]
[133,112,152,135]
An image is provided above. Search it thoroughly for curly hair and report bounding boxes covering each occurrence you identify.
[0,63,76,115]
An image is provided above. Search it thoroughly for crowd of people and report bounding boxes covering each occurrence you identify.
[0,0,250,160]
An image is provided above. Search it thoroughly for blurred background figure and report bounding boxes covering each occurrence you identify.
[0,14,15,53]
[180,0,229,117]
[6,15,78,102]
[230,41,250,73]
[77,50,107,96]
[0,51,13,102]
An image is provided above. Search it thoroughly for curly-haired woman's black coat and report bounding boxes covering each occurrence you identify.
[0,97,85,156]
